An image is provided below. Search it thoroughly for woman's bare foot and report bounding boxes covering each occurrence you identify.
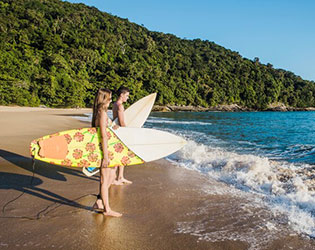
[92,199,104,211]
[113,180,124,185]
[103,210,122,217]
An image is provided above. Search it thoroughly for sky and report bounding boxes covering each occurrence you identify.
[66,0,315,81]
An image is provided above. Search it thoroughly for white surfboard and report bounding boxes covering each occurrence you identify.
[112,93,157,127]
[83,93,157,177]
[111,127,187,162]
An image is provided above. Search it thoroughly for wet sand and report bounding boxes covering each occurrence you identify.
[0,107,314,249]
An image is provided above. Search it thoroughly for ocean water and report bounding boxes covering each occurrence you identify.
[74,111,315,241]
[146,112,315,165]
[144,111,315,240]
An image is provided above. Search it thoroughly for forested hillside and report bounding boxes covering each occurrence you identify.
[0,0,314,109]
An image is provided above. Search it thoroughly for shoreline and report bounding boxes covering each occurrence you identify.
[0,108,314,249]
[152,104,315,112]
[1,104,315,113]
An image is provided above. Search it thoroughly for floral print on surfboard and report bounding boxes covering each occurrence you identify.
[30,127,144,168]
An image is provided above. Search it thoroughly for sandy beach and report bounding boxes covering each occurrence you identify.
[0,107,314,250]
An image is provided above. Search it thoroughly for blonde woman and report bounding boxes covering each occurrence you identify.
[92,88,122,217]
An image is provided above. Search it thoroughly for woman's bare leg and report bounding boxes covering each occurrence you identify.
[115,166,132,185]
[100,167,122,217]
[94,168,120,209]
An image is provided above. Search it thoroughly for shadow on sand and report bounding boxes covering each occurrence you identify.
[0,149,99,216]
[0,149,98,182]
[0,171,93,217]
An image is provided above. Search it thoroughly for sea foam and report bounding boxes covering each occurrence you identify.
[168,138,315,238]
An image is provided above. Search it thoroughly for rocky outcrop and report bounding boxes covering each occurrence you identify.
[151,105,172,112]
[266,103,315,111]
[210,104,251,112]
[167,105,209,112]
[152,104,251,112]
[152,103,315,112]
[266,103,288,111]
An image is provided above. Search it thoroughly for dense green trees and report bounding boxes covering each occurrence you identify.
[0,0,314,109]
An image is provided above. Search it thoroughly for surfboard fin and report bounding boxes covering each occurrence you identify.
[82,167,99,177]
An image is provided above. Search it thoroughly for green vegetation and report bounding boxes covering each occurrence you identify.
[0,0,314,109]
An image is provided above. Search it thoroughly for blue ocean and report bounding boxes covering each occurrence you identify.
[146,111,315,165]
[75,111,315,240]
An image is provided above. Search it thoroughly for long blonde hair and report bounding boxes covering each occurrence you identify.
[92,88,112,127]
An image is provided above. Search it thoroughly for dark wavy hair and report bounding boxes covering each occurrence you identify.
[117,86,130,97]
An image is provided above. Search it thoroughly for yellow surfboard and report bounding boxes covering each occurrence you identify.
[30,127,144,168]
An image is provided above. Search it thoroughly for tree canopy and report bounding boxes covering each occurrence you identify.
[0,0,314,109]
